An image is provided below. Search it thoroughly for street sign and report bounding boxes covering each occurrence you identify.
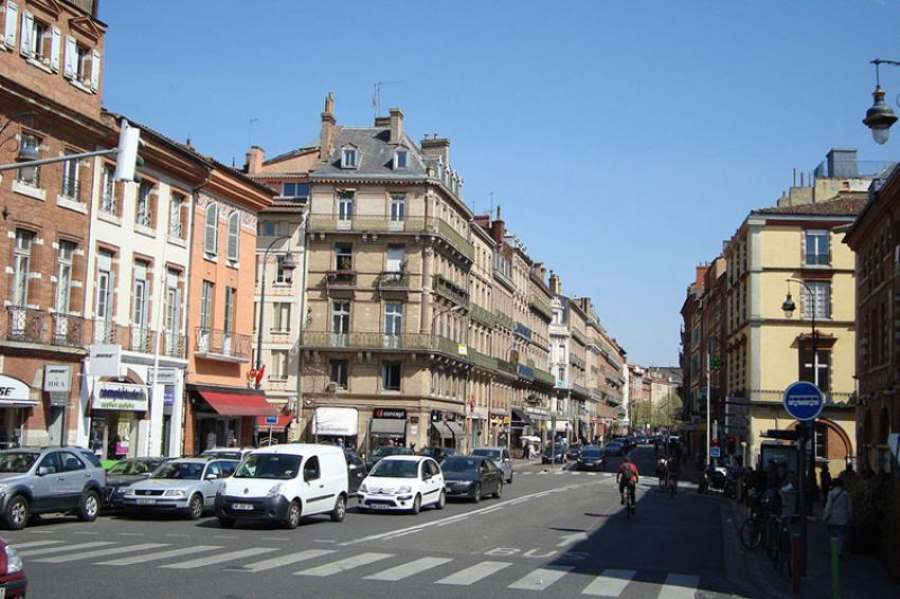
[147,368,178,386]
[783,381,824,422]
[710,446,721,458]
[265,415,278,426]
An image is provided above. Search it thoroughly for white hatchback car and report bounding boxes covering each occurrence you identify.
[358,455,445,514]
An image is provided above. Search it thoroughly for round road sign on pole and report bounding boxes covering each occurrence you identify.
[783,381,824,421]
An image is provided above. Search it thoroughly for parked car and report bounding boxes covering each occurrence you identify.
[0,537,26,597]
[0,447,106,530]
[364,446,414,471]
[200,447,255,461]
[216,444,349,529]
[343,449,367,495]
[102,457,170,509]
[357,456,444,513]
[122,457,237,520]
[603,441,625,457]
[575,446,606,471]
[471,447,513,483]
[441,455,503,502]
[418,447,457,463]
[565,443,583,461]
[541,445,566,464]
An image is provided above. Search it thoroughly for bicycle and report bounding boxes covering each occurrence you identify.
[666,473,678,497]
[739,507,766,550]
[624,483,636,519]
[771,515,795,578]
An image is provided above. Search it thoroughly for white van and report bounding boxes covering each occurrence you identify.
[214,443,348,529]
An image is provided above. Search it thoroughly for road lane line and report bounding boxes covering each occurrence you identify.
[162,547,277,569]
[236,549,336,572]
[117,532,145,537]
[73,531,99,535]
[364,556,453,581]
[658,574,700,599]
[581,569,636,596]
[478,506,504,514]
[33,543,168,563]
[10,540,62,549]
[97,545,223,566]
[18,542,115,557]
[508,566,573,591]
[436,561,512,586]
[294,552,393,577]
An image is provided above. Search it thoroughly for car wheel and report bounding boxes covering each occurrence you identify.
[410,494,421,515]
[4,495,29,530]
[218,516,235,528]
[330,494,347,522]
[77,490,100,522]
[507,472,513,484]
[494,482,503,499]
[187,494,204,520]
[472,484,482,504]
[283,499,301,529]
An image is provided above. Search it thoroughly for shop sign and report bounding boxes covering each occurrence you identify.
[87,344,121,377]
[313,407,359,436]
[0,375,32,404]
[94,382,148,412]
[43,365,71,393]
[373,408,406,419]
[147,368,178,386]
[163,386,175,407]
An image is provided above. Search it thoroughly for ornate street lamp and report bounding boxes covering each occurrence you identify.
[862,59,899,145]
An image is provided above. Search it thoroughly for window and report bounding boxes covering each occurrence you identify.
[227,211,240,262]
[384,302,403,336]
[303,456,321,481]
[799,348,830,393]
[16,133,40,186]
[394,149,408,169]
[805,230,829,266]
[168,193,184,238]
[273,302,291,332]
[341,147,357,169]
[100,164,116,214]
[164,269,181,353]
[24,15,50,61]
[258,221,276,236]
[224,287,236,336]
[12,230,34,306]
[55,241,75,313]
[282,182,308,198]
[802,281,831,319]
[94,251,114,342]
[204,203,218,255]
[329,359,349,389]
[386,244,404,274]
[335,243,353,272]
[382,361,401,391]
[136,180,153,227]
[275,255,293,284]
[813,422,829,461]
[60,150,80,200]
[338,191,353,222]
[132,261,149,332]
[200,281,214,331]
[331,300,350,346]
[272,350,289,380]
[59,451,84,472]
[390,194,406,221]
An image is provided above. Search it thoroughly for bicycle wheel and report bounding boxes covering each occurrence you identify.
[739,518,762,550]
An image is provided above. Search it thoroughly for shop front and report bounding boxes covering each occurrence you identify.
[186,386,277,454]
[255,414,293,446]
[0,375,37,449]
[90,382,148,460]
[368,407,407,452]
[312,407,359,448]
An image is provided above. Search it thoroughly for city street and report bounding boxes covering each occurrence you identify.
[5,449,747,599]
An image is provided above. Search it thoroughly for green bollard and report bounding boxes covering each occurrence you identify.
[830,535,840,599]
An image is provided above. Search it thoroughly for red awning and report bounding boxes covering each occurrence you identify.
[255,415,292,429]
[197,391,277,417]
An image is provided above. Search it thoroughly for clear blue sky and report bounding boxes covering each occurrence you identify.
[100,0,898,366]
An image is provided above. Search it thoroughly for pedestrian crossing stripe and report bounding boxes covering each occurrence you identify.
[12,540,707,596]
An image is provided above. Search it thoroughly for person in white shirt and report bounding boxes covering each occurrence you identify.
[823,478,852,558]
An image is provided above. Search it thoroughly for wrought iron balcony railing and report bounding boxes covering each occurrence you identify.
[3,307,87,348]
[194,327,251,362]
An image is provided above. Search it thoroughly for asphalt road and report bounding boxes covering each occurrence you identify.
[4,447,749,599]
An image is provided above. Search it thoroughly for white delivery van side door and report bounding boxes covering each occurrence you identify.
[302,455,330,515]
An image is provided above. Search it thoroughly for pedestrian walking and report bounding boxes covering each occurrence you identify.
[823,478,852,559]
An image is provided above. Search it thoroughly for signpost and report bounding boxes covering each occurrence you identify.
[783,381,825,422]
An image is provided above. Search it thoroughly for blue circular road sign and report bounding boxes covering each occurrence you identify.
[783,380,824,421]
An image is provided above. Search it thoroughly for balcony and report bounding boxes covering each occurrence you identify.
[324,270,357,289]
[569,355,586,370]
[517,364,535,380]
[194,328,251,363]
[496,359,517,376]
[494,311,514,330]
[468,348,498,371]
[435,219,475,262]
[433,275,469,307]
[375,271,410,291]
[470,304,495,327]
[514,322,532,340]
[161,331,186,358]
[92,319,120,344]
[123,327,156,354]
[3,307,87,349]
[534,368,556,387]
[571,330,589,346]
[300,331,469,360]
[529,297,553,321]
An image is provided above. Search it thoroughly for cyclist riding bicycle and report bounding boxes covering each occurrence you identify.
[666,454,681,493]
[617,455,639,507]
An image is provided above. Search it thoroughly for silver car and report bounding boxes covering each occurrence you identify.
[122,458,238,519]
[472,447,514,484]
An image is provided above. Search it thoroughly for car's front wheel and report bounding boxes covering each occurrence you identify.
[471,484,482,504]
[3,495,29,530]
[507,471,513,484]
[410,494,421,515]
[494,482,503,499]
[77,490,100,522]
[435,490,446,510]
[283,499,301,529]
[187,494,204,520]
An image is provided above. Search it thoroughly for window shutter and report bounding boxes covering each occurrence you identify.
[63,35,76,79]
[4,2,18,49]
[49,26,60,71]
[19,10,32,56]
[90,48,100,91]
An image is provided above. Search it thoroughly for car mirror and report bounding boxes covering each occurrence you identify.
[205,473,219,480]
[37,466,52,476]
[349,464,358,470]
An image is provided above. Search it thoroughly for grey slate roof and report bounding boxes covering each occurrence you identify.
[311,127,429,179]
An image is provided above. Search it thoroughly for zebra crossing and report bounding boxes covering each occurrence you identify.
[10,537,711,597]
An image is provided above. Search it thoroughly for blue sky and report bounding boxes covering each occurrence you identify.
[100,0,898,366]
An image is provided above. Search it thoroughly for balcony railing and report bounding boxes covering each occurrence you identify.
[514,322,532,340]
[324,270,357,288]
[534,368,555,386]
[470,304,495,327]
[195,327,251,362]
[571,330,589,346]
[300,331,468,358]
[375,271,410,290]
[162,331,186,358]
[4,307,87,348]
[570,355,586,370]
[468,348,499,371]
[123,326,156,354]
[529,297,553,321]
[433,275,469,307]
[494,311,514,330]
[92,319,119,344]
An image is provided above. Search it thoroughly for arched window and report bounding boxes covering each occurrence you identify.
[204,202,218,255]
[227,211,240,262]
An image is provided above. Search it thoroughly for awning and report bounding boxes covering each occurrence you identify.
[0,375,37,407]
[446,421,465,438]
[511,408,532,426]
[431,421,452,439]
[313,407,358,436]
[255,415,292,429]
[370,418,406,437]
[197,390,277,417]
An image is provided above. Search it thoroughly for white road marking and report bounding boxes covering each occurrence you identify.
[117,532,145,537]
[363,556,453,581]
[25,529,55,534]
[581,569,636,596]
[508,566,574,590]
[556,532,588,547]
[73,531,100,535]
[162,547,277,569]
[165,533,191,538]
[658,573,700,599]
[436,561,512,586]
[18,542,115,557]
[33,543,168,563]
[294,552,393,577]
[97,545,223,566]
[478,506,504,514]
[9,540,62,550]
[237,549,336,572]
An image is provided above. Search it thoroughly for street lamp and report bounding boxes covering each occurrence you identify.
[862,59,899,145]
[254,235,296,389]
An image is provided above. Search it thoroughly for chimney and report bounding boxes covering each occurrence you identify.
[420,135,450,164]
[695,265,709,289]
[549,271,562,295]
[319,92,336,162]
[389,108,403,144]
[490,216,506,244]
[826,147,859,179]
[245,146,264,175]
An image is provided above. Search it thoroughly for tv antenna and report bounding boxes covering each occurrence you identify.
[372,81,401,118]
[248,117,259,148]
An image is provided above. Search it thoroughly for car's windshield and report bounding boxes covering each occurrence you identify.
[473,449,501,460]
[108,460,157,475]
[151,462,204,480]
[582,448,603,458]
[234,454,301,480]
[369,459,418,478]
[372,447,408,459]
[441,457,481,473]
[0,452,38,473]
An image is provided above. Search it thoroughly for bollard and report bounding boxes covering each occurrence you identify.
[791,533,801,595]
[830,535,841,599]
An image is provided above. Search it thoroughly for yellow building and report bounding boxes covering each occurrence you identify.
[724,194,865,471]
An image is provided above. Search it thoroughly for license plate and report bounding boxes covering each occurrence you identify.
[136,498,156,505]
[231,503,254,511]
[370,503,390,510]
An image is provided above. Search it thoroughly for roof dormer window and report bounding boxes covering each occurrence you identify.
[393,149,408,170]
[341,146,358,169]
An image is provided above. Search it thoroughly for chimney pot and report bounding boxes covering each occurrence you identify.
[245,146,265,175]
[389,107,404,144]
[319,92,336,162]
